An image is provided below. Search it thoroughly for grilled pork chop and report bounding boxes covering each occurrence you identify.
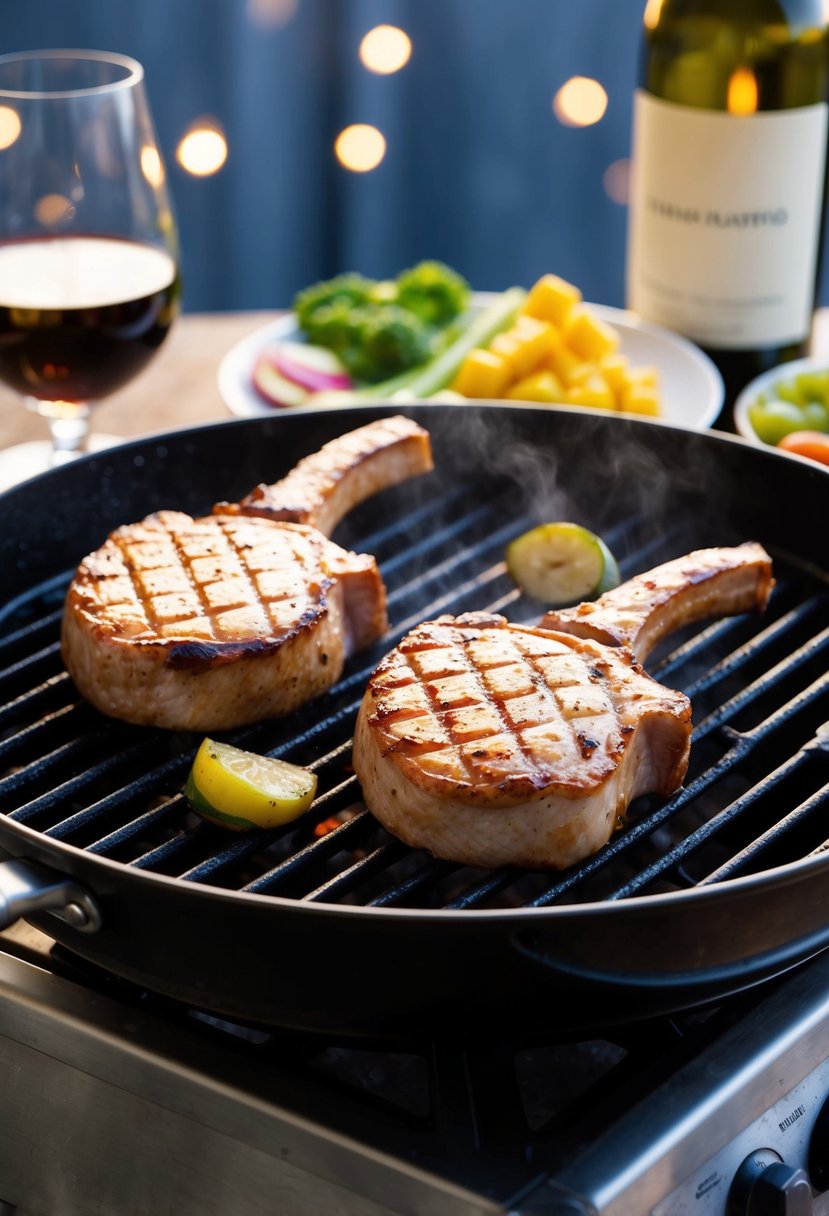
[62,416,432,731]
[353,543,774,869]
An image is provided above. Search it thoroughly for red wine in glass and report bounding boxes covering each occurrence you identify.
[0,235,179,402]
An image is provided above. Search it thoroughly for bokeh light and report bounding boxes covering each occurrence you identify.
[0,106,21,150]
[246,0,297,28]
[643,0,664,30]
[176,120,228,177]
[335,123,386,172]
[359,25,412,75]
[603,158,630,206]
[34,193,74,225]
[553,76,608,127]
[140,144,165,188]
[727,68,758,116]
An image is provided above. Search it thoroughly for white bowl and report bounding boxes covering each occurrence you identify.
[218,301,725,431]
[733,355,829,446]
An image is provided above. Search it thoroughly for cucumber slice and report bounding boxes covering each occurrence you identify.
[184,738,317,832]
[506,522,620,605]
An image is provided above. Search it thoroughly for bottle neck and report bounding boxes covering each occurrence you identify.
[641,0,829,110]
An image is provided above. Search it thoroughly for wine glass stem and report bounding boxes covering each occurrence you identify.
[48,413,90,463]
[25,396,92,465]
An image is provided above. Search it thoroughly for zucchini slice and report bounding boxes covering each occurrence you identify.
[506,522,620,605]
[185,738,317,832]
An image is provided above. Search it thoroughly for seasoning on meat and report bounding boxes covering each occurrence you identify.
[61,416,433,731]
[353,543,774,870]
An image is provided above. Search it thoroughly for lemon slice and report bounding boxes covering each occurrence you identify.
[506,522,621,605]
[184,738,317,831]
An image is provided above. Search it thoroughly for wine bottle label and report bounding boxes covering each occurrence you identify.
[627,90,828,349]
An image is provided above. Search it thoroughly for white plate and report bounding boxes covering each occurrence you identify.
[217,301,724,430]
[733,355,827,446]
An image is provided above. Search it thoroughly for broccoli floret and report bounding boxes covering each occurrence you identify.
[293,272,376,333]
[395,260,470,327]
[300,300,359,361]
[299,301,431,383]
[340,304,433,383]
[292,262,470,385]
[367,279,399,305]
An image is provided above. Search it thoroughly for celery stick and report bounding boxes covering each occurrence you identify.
[404,287,527,398]
[357,365,430,400]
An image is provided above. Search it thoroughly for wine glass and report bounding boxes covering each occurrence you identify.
[0,49,180,489]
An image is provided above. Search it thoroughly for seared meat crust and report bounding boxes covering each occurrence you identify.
[541,542,774,661]
[222,414,434,534]
[62,512,381,730]
[353,544,774,870]
[354,614,690,869]
[62,416,432,730]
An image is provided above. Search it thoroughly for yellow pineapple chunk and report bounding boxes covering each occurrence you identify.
[614,366,661,414]
[566,372,616,411]
[489,330,524,365]
[598,353,630,393]
[564,307,620,362]
[488,317,556,379]
[452,349,512,398]
[549,344,595,386]
[512,313,552,336]
[539,326,566,366]
[505,369,566,403]
[504,272,663,415]
[619,383,661,416]
[522,274,582,327]
[622,365,659,388]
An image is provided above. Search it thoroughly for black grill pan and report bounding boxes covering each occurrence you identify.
[0,403,827,1040]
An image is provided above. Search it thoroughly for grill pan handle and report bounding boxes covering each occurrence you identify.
[0,858,101,934]
[511,921,829,995]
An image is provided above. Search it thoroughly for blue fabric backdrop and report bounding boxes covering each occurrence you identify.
[5,1,823,318]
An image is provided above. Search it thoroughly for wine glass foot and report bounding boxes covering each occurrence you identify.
[0,434,123,493]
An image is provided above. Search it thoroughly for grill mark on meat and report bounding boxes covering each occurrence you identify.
[354,544,774,869]
[115,516,312,654]
[114,521,199,640]
[392,627,550,795]
[162,522,330,671]
[165,516,321,660]
[369,618,622,802]
[167,519,235,641]
[62,416,433,730]
[80,514,337,670]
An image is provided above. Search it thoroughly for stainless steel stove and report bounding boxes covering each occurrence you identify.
[2,919,829,1215]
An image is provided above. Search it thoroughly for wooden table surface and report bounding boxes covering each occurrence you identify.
[2,308,828,457]
[0,311,280,454]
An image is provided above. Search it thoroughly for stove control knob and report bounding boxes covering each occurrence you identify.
[729,1148,813,1215]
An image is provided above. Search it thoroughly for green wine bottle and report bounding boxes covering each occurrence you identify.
[626,0,829,427]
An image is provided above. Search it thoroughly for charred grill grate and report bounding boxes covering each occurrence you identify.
[1,473,828,913]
